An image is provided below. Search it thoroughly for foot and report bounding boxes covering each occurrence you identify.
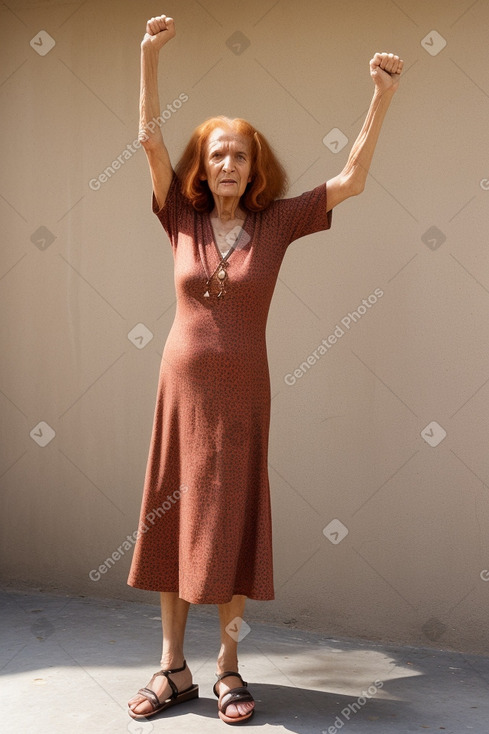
[128,661,194,717]
[215,673,255,720]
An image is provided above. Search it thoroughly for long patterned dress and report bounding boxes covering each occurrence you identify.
[127,173,332,603]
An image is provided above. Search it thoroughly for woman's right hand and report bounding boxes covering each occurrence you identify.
[141,15,176,51]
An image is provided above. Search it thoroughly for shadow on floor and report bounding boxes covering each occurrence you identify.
[1,585,489,733]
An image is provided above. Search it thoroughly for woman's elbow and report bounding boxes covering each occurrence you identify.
[346,173,365,197]
[328,171,365,209]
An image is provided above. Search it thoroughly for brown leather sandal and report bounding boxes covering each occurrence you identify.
[213,671,255,724]
[128,660,199,720]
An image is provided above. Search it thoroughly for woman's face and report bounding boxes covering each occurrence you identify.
[201,127,252,200]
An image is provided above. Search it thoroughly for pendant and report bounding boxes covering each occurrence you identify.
[204,261,228,301]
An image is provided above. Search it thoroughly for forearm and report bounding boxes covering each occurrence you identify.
[139,44,164,149]
[341,88,395,195]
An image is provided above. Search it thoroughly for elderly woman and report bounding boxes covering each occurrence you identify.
[127,13,403,724]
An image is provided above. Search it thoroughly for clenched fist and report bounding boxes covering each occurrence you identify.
[141,14,176,51]
[370,52,403,94]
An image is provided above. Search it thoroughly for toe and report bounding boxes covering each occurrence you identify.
[128,695,152,716]
[238,701,255,716]
[225,700,254,719]
[225,703,239,718]
[215,675,255,720]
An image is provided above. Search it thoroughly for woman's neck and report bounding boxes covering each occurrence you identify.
[210,195,245,224]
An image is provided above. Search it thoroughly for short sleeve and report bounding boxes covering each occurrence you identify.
[270,183,332,249]
[151,172,192,247]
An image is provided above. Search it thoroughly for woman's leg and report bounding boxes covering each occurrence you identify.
[215,594,255,719]
[128,591,193,716]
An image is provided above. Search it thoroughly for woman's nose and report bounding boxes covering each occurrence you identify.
[222,156,235,171]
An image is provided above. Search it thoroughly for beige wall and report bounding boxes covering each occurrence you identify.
[1,0,488,654]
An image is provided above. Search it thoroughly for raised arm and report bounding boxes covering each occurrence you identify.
[139,15,176,209]
[326,52,404,211]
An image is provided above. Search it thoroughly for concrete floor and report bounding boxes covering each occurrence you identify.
[1,586,489,734]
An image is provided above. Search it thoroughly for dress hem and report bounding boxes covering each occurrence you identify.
[126,581,275,604]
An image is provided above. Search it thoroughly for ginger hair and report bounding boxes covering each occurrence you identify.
[174,116,288,212]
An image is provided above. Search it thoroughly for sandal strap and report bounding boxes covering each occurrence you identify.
[158,659,187,676]
[213,670,247,698]
[136,686,162,711]
[219,686,254,714]
[141,660,188,705]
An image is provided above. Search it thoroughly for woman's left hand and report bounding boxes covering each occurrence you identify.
[370,52,404,94]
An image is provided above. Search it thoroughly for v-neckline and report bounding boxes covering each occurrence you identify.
[207,211,250,265]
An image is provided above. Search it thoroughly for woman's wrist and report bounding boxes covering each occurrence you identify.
[140,38,160,56]
[371,87,395,111]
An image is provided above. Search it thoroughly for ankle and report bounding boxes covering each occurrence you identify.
[217,657,239,674]
[160,655,186,672]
